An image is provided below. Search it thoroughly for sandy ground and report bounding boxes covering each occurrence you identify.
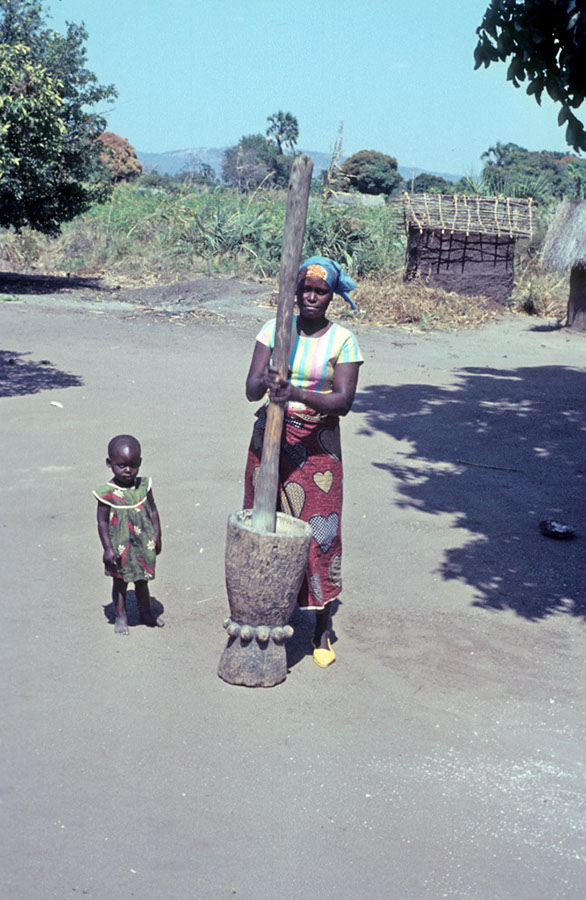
[1,277,585,900]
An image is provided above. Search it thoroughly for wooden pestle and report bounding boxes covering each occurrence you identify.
[250,154,314,533]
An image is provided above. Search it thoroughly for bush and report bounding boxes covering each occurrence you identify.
[339,150,403,196]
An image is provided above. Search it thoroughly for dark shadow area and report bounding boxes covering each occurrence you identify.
[0,350,83,397]
[103,591,165,628]
[529,322,566,333]
[286,599,340,669]
[353,365,586,621]
[0,271,103,295]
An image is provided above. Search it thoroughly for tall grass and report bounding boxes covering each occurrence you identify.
[0,180,570,327]
[0,181,406,284]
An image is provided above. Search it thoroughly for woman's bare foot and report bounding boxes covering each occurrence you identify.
[114,615,129,635]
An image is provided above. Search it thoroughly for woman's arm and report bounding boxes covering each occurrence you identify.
[268,361,360,416]
[245,341,273,401]
[147,489,162,554]
[97,501,118,567]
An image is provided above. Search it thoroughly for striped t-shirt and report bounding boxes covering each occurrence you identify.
[256,316,363,414]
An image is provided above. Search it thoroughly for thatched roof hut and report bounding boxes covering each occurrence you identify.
[541,200,586,271]
[541,200,586,330]
[388,192,536,303]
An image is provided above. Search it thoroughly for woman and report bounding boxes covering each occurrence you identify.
[244,256,363,667]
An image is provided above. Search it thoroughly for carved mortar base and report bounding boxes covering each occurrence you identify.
[218,510,312,687]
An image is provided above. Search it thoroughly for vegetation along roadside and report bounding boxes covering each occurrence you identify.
[0,0,582,331]
[0,178,571,331]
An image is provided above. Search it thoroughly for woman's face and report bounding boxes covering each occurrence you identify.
[296,274,332,319]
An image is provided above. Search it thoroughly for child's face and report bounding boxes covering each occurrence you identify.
[107,446,142,487]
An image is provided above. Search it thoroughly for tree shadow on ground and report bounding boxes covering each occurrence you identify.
[353,365,586,621]
[0,271,103,295]
[0,350,83,397]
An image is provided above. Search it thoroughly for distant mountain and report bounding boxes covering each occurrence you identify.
[398,165,462,185]
[137,147,334,179]
[139,147,226,177]
[137,147,461,184]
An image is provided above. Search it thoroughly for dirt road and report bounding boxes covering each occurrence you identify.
[1,281,585,899]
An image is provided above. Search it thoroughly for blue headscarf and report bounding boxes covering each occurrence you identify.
[298,255,359,311]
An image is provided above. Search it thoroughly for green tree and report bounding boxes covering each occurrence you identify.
[266,110,299,155]
[480,140,582,200]
[339,150,403,195]
[222,133,292,192]
[565,158,586,199]
[176,156,217,187]
[412,173,454,194]
[474,0,586,152]
[0,0,116,232]
[195,163,217,184]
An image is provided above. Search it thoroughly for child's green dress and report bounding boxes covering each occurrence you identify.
[93,477,157,582]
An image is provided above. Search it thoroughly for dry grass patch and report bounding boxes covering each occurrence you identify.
[513,261,569,320]
[351,277,508,329]
[267,275,509,331]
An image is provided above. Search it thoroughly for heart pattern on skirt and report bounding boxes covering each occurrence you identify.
[283,441,308,469]
[280,481,306,518]
[309,512,339,553]
[329,554,342,589]
[309,574,323,602]
[317,428,341,461]
[313,470,333,493]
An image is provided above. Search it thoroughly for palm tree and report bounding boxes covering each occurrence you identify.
[266,111,299,156]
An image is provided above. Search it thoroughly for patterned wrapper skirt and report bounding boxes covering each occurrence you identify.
[243,407,343,610]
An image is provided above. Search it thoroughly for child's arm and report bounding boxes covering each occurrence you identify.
[97,501,118,568]
[147,489,162,554]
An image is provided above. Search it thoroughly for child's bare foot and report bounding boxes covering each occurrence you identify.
[142,612,165,628]
[114,616,129,635]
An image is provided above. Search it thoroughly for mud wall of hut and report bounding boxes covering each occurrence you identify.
[405,225,516,303]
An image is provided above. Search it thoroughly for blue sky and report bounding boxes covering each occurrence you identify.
[47,0,576,177]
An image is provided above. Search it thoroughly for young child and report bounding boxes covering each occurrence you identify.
[93,434,164,634]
